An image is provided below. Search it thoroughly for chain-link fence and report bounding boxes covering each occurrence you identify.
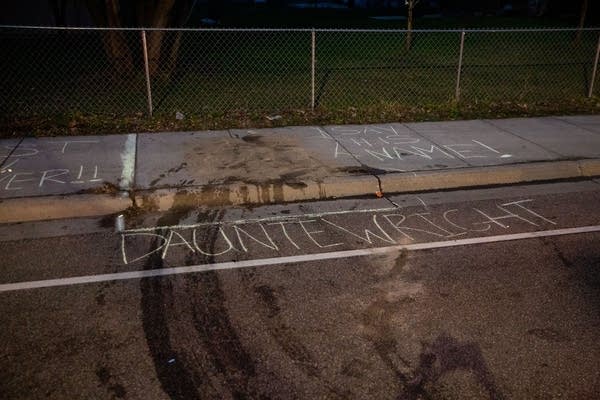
[1,26,599,120]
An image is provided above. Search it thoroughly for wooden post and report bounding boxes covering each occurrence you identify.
[141,30,153,117]
[311,29,316,111]
[588,33,600,98]
[455,30,466,102]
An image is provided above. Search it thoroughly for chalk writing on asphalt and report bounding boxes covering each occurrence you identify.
[121,199,556,265]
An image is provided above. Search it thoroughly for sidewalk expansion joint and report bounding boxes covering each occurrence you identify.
[374,173,384,197]
[322,128,386,197]
[482,119,563,159]
[550,116,600,136]
[0,137,25,169]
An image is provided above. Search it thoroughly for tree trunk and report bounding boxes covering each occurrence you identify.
[163,32,183,78]
[85,0,188,77]
[146,0,176,76]
[575,0,588,44]
[104,0,134,73]
[49,0,68,26]
[536,0,549,17]
[406,3,414,51]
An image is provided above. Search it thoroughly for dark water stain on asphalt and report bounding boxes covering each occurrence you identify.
[140,203,204,400]
[254,285,281,318]
[389,250,408,279]
[401,335,505,400]
[95,365,127,399]
[362,250,415,389]
[544,238,600,306]
[94,279,118,306]
[242,274,352,398]
[188,270,259,398]
[341,358,369,379]
[140,238,202,400]
[95,291,106,306]
[362,251,504,400]
[140,205,269,399]
[98,214,116,229]
[362,296,415,387]
[243,275,318,379]
[241,134,264,144]
[526,328,570,343]
[545,239,574,269]
[187,209,267,398]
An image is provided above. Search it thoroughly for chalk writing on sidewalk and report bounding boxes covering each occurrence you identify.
[326,125,512,163]
[0,140,104,191]
[0,166,103,190]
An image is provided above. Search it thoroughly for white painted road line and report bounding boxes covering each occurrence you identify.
[1,224,600,293]
[119,134,136,191]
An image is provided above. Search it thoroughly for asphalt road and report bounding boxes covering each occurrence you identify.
[1,180,600,400]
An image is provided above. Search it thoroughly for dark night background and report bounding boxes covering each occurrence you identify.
[1,1,599,28]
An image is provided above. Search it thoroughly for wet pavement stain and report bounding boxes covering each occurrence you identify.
[241,272,352,399]
[401,335,504,400]
[140,205,271,399]
[149,163,188,187]
[95,365,127,399]
[361,250,417,392]
[526,328,570,343]
[133,200,515,399]
[140,204,207,400]
[254,285,281,319]
[361,250,505,400]
[188,271,261,398]
[362,295,416,388]
[241,273,317,378]
[340,358,369,379]
[140,245,202,400]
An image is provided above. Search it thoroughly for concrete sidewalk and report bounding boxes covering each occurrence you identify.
[1,115,600,223]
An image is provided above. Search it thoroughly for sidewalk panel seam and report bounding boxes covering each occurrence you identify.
[0,137,24,169]
[320,125,384,193]
[551,116,600,136]
[482,119,564,159]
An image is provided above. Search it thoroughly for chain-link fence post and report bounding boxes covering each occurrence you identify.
[311,29,316,111]
[141,29,153,117]
[589,32,600,98]
[455,30,466,102]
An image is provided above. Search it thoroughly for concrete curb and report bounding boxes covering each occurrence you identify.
[579,159,600,177]
[378,160,600,194]
[0,194,131,224]
[134,175,381,212]
[1,160,599,223]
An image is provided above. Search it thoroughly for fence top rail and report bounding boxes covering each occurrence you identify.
[0,25,599,33]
